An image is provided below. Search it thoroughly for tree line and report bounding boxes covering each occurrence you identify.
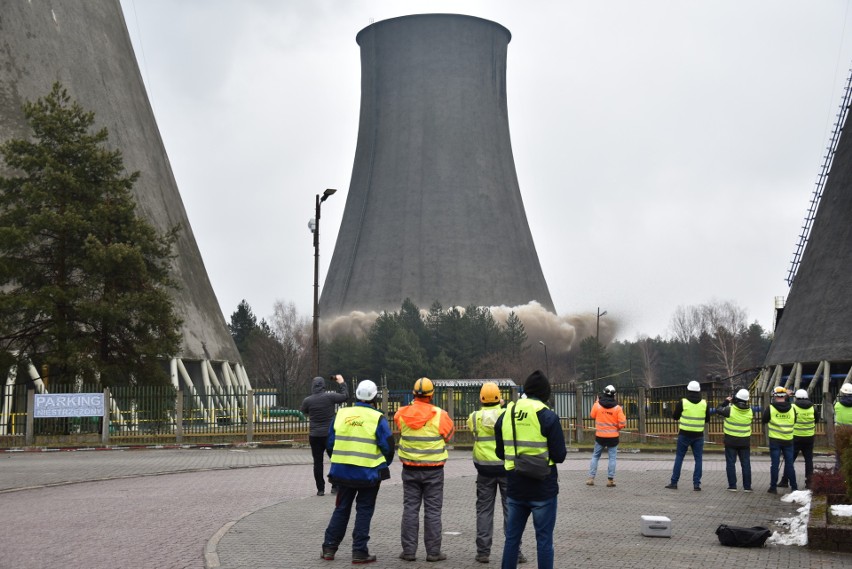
[230,298,772,394]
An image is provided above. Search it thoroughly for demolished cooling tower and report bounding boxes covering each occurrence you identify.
[0,1,247,386]
[320,14,555,317]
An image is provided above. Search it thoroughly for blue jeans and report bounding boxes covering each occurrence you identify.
[501,496,557,569]
[724,445,751,490]
[769,441,797,490]
[588,441,617,479]
[670,433,704,487]
[323,484,380,555]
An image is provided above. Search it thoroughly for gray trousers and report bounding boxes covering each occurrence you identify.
[475,474,509,556]
[401,467,444,556]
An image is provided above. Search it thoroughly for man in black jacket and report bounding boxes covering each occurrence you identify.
[715,388,753,492]
[763,386,798,493]
[665,381,711,491]
[301,374,349,496]
[779,389,819,490]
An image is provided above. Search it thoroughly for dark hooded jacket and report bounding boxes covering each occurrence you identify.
[715,397,752,448]
[300,377,349,437]
[672,391,710,439]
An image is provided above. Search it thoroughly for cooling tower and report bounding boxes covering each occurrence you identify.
[320,14,555,317]
[0,1,247,387]
[763,94,852,371]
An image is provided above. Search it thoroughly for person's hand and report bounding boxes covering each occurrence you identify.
[726,396,732,402]
[335,374,344,384]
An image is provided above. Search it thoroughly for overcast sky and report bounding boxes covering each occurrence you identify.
[119,0,852,341]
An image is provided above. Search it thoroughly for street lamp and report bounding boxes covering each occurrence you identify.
[309,188,337,377]
[538,340,550,378]
[595,307,607,381]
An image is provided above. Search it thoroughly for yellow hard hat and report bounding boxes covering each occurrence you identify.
[413,377,434,396]
[772,386,789,397]
[480,382,501,404]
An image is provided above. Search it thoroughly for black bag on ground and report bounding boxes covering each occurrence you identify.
[715,524,771,547]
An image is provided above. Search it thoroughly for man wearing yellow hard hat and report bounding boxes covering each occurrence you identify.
[395,377,455,563]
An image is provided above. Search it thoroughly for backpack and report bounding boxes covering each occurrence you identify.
[715,524,771,548]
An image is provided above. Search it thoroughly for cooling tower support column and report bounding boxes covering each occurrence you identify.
[320,14,555,317]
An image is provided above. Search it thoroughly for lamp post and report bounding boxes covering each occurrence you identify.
[309,188,337,377]
[595,307,607,381]
[538,340,550,378]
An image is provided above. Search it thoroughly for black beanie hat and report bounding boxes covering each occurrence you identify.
[524,370,551,402]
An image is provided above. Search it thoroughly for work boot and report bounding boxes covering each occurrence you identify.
[321,546,337,560]
[518,551,528,563]
[665,483,677,490]
[586,477,594,486]
[426,552,447,562]
[399,553,416,562]
[607,478,616,488]
[475,553,489,563]
[767,487,778,494]
[352,551,376,564]
[777,479,789,488]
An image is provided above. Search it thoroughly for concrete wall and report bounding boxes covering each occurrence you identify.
[320,14,555,316]
[0,1,240,363]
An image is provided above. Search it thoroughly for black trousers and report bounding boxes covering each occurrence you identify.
[309,435,333,492]
[781,437,814,486]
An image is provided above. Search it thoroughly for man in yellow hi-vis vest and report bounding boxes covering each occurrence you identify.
[395,377,455,563]
[665,381,710,491]
[763,386,798,493]
[321,380,395,564]
[495,370,567,569]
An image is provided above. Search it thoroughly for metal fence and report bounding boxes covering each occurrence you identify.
[0,381,840,449]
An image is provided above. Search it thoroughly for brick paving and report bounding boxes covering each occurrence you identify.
[0,447,849,568]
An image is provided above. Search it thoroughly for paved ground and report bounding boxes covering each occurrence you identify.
[0,447,848,568]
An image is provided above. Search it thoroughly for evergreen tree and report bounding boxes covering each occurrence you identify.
[503,311,528,362]
[0,84,181,387]
[228,299,258,353]
[367,311,401,378]
[383,328,427,385]
[429,349,460,379]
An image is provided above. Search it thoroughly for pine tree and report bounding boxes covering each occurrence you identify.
[0,83,181,387]
[504,311,528,362]
[229,299,259,353]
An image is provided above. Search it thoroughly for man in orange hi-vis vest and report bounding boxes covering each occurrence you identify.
[586,385,627,487]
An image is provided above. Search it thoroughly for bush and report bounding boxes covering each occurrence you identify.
[811,466,847,496]
[838,426,852,501]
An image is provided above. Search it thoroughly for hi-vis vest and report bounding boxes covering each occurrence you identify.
[723,405,753,439]
[501,398,553,471]
[592,401,624,438]
[398,405,449,465]
[679,399,707,433]
[330,406,385,468]
[470,407,505,467]
[792,404,815,437]
[768,406,795,441]
[835,401,852,427]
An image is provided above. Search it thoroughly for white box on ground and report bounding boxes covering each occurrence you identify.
[641,515,672,537]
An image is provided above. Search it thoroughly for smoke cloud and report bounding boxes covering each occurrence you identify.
[321,301,620,353]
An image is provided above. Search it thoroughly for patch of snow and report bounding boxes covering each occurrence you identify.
[831,504,852,517]
[766,490,811,546]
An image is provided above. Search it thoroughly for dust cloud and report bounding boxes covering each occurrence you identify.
[321,301,620,354]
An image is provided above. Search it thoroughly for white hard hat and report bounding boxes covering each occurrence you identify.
[687,381,701,392]
[355,380,378,401]
[735,389,750,402]
[603,385,616,396]
[840,383,852,395]
[795,389,809,400]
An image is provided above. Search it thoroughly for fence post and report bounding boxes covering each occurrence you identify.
[381,386,389,418]
[175,390,184,444]
[102,387,110,445]
[446,387,455,422]
[26,388,34,446]
[574,383,584,444]
[825,390,836,449]
[638,387,647,444]
[246,389,255,443]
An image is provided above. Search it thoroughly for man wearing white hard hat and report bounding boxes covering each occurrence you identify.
[665,381,710,491]
[715,388,754,492]
[321,380,395,564]
[779,389,819,490]
[833,382,852,469]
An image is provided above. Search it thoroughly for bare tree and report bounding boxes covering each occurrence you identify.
[636,336,660,388]
[270,301,312,390]
[669,300,750,379]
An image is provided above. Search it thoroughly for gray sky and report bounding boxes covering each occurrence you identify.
[119,0,852,341]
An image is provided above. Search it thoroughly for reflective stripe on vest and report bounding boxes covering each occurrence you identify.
[398,406,448,465]
[500,398,553,471]
[470,407,505,467]
[835,402,852,427]
[723,405,753,438]
[768,406,795,440]
[679,399,707,432]
[330,406,385,467]
[792,404,815,437]
[593,402,624,438]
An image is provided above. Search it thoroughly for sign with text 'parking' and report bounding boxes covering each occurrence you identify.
[34,393,105,418]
